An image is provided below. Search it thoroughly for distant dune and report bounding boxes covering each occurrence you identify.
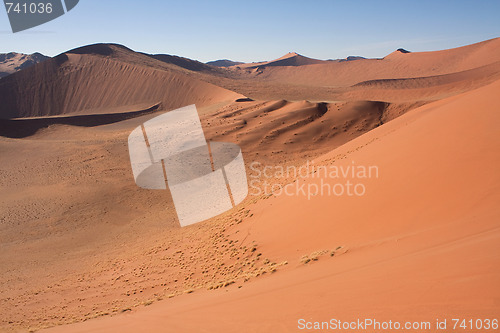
[146,53,220,73]
[206,59,244,67]
[2,38,500,118]
[338,55,366,62]
[219,38,500,99]
[234,52,326,69]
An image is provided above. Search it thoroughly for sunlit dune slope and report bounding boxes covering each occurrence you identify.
[40,73,500,333]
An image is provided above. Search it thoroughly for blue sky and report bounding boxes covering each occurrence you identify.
[1,0,499,62]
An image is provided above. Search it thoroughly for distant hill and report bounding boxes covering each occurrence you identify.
[146,53,219,72]
[0,52,49,79]
[396,48,411,53]
[2,38,500,118]
[236,52,326,69]
[206,59,244,67]
[338,56,366,62]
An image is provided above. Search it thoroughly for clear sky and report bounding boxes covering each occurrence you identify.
[1,0,499,63]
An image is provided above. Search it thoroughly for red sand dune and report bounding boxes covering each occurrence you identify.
[41,72,500,333]
[234,37,500,86]
[214,38,500,103]
[234,52,326,69]
[0,44,239,118]
[2,39,500,119]
[0,38,499,332]
[201,99,398,162]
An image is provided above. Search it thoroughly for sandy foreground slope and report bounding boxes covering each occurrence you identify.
[0,99,415,332]
[39,71,500,332]
[0,42,424,332]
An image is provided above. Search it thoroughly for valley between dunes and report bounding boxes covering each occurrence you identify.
[0,38,499,332]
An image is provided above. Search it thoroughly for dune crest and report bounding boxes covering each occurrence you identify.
[0,45,239,118]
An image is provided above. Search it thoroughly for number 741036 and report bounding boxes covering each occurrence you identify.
[451,319,498,330]
[5,2,53,14]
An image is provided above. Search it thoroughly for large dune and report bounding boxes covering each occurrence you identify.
[211,38,500,102]
[40,70,500,333]
[0,44,239,118]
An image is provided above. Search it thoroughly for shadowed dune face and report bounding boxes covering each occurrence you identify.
[0,104,162,138]
[0,38,499,332]
[0,46,239,119]
[201,100,391,162]
[206,59,244,68]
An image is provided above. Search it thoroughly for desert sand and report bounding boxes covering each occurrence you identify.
[0,38,499,332]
